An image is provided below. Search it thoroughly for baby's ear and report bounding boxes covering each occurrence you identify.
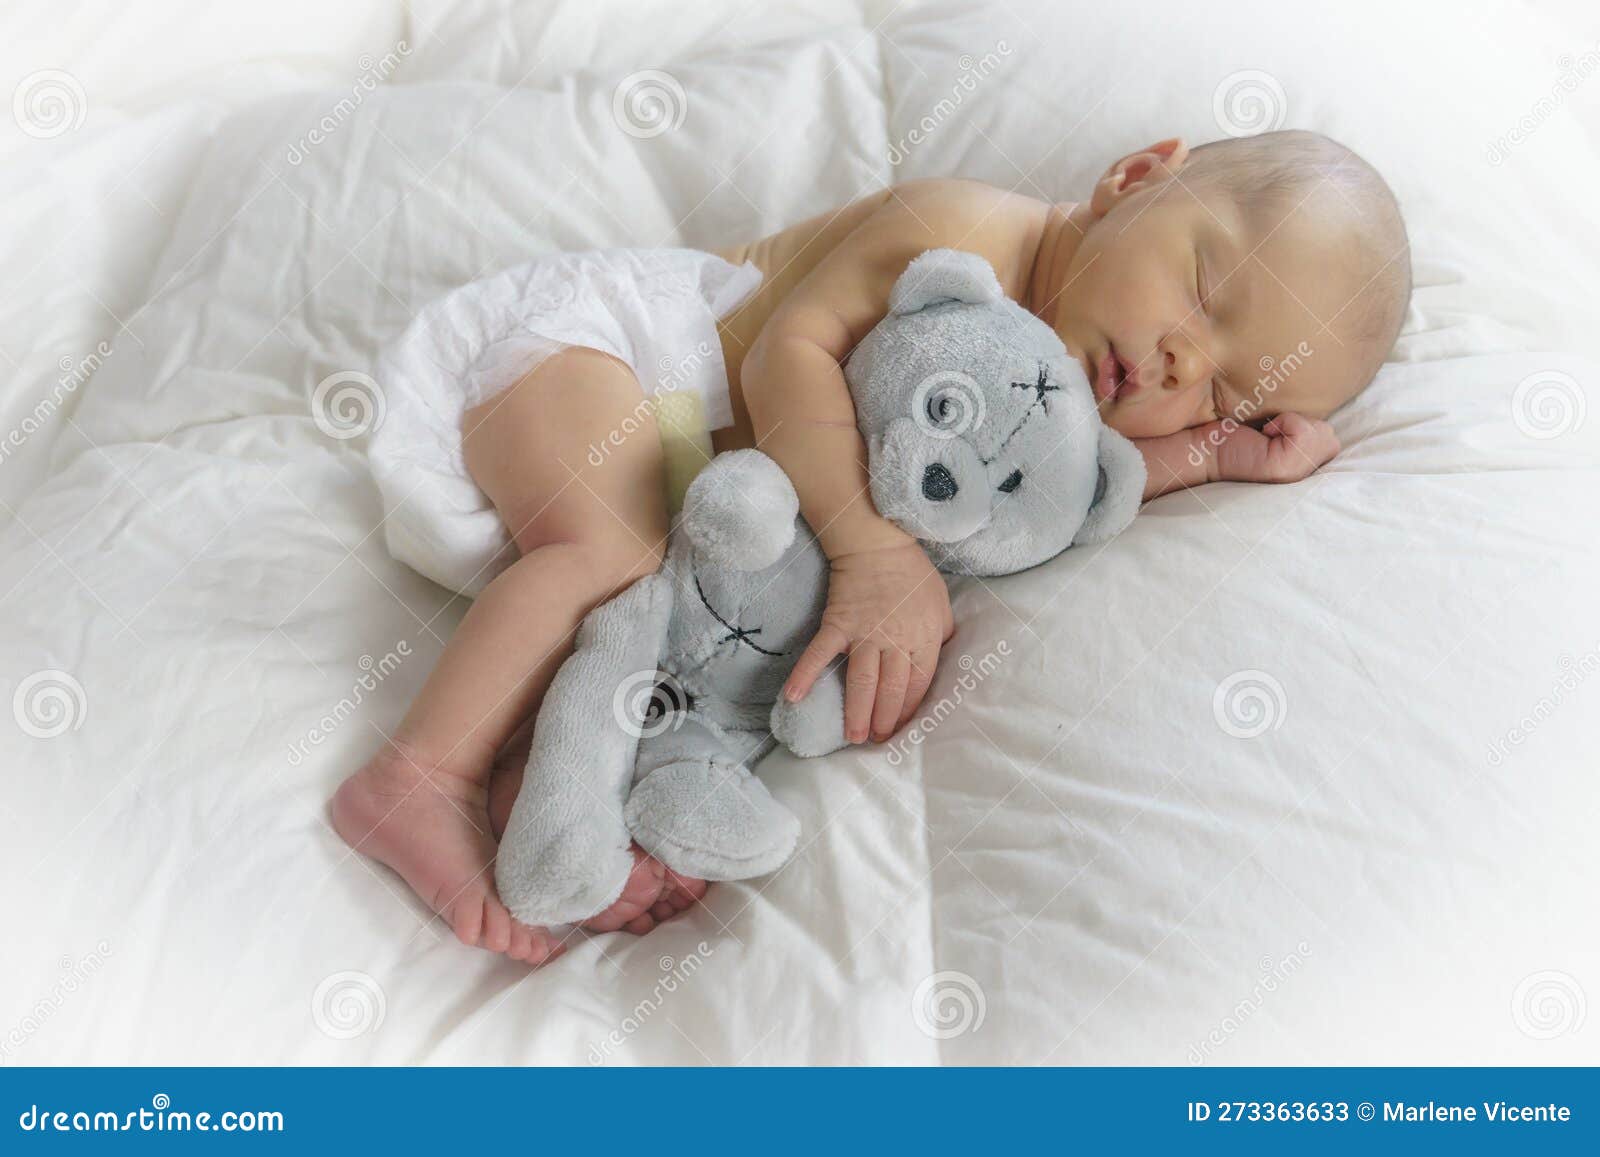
[889,248,1004,316]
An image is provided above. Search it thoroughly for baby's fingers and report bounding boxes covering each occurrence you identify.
[1264,413,1339,479]
[843,646,881,744]
[870,650,911,743]
[785,623,849,702]
[897,647,939,730]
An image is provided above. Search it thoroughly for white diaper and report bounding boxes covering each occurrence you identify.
[367,248,763,596]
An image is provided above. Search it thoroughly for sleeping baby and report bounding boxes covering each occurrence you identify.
[334,129,1411,964]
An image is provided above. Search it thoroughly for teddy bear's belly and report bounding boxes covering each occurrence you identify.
[668,519,829,709]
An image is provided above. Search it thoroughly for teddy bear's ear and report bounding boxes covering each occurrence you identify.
[1073,425,1147,546]
[888,248,1005,316]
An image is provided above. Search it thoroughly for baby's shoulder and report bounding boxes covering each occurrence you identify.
[873,179,1051,294]
[886,178,1047,230]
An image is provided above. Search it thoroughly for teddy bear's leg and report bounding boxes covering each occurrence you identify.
[624,714,800,881]
[769,657,849,757]
[494,573,674,926]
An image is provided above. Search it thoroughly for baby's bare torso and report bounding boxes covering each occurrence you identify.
[708,181,1054,451]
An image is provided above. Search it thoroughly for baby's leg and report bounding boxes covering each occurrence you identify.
[333,348,688,958]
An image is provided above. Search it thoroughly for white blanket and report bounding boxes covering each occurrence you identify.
[2,0,1597,1065]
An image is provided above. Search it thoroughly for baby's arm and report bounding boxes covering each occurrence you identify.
[1137,414,1341,500]
[742,181,1032,742]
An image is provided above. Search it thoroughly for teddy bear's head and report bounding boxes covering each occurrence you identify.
[845,249,1145,576]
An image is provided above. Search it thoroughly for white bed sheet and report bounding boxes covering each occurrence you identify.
[2,0,1597,1065]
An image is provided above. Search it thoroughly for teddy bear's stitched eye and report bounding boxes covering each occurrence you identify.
[997,469,1023,494]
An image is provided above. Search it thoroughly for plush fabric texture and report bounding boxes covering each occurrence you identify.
[495,250,1145,911]
[495,572,675,925]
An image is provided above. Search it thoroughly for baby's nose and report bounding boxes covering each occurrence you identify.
[922,462,959,502]
[1160,335,1209,391]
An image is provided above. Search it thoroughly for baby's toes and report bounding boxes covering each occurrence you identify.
[665,870,708,910]
[581,847,666,932]
[449,895,487,948]
[480,899,513,954]
[515,922,565,966]
[508,921,537,962]
[622,911,658,935]
[537,934,569,966]
[644,871,707,923]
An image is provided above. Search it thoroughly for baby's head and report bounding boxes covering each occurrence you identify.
[1048,130,1410,439]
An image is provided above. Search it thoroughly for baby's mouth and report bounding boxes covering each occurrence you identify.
[1093,344,1130,403]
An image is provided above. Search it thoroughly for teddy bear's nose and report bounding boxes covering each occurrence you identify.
[922,462,959,502]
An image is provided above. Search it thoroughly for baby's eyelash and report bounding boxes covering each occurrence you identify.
[1195,251,1208,311]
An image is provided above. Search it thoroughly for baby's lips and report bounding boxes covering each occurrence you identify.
[1092,350,1119,401]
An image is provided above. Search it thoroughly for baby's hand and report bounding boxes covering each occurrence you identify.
[1214,412,1340,485]
[783,543,954,744]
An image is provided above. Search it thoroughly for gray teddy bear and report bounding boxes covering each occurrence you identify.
[495,249,1146,926]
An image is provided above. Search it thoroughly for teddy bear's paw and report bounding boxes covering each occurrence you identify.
[770,660,848,757]
[624,759,800,882]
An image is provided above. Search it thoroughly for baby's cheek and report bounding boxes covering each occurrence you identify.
[1103,398,1182,441]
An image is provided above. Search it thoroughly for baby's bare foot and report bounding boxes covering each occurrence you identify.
[332,749,564,966]
[488,759,708,935]
[579,844,710,934]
